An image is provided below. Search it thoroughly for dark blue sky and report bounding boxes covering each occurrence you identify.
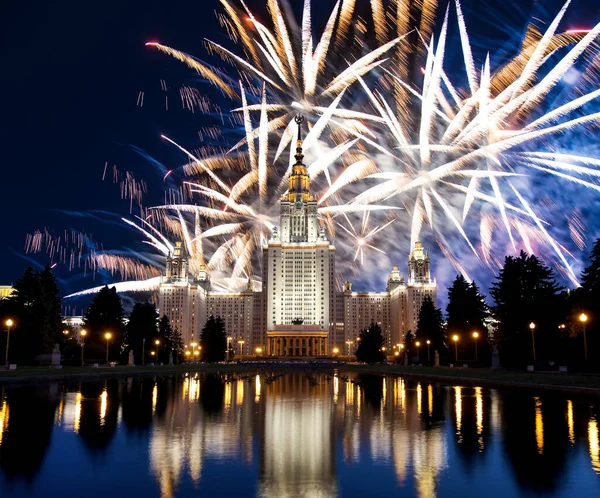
[1,0,599,303]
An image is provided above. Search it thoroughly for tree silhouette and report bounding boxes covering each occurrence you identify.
[124,302,158,364]
[446,276,489,362]
[491,251,563,367]
[200,315,226,363]
[83,286,125,362]
[355,322,385,363]
[416,296,446,363]
[158,315,183,363]
[3,265,62,363]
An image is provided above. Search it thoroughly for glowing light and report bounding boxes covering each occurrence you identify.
[590,417,600,474]
[428,384,433,417]
[454,386,462,442]
[535,396,544,455]
[100,389,108,426]
[567,400,575,445]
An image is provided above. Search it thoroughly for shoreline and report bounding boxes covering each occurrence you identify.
[344,364,600,395]
[0,362,599,394]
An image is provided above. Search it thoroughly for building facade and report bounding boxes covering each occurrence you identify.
[158,119,437,355]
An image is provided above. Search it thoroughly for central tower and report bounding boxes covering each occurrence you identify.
[263,116,335,356]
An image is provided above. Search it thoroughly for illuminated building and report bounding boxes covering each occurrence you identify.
[158,119,437,353]
[0,286,14,299]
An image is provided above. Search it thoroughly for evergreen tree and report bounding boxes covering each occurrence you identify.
[38,266,63,353]
[83,286,125,361]
[124,302,158,364]
[446,276,489,335]
[158,315,183,363]
[572,237,600,366]
[416,296,446,363]
[355,322,385,364]
[491,251,563,367]
[580,238,600,297]
[200,316,226,363]
[446,276,489,362]
[5,265,63,363]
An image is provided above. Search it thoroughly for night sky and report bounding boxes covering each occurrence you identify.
[2,0,600,309]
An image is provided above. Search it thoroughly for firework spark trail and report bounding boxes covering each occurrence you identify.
[45,0,600,298]
[341,0,600,283]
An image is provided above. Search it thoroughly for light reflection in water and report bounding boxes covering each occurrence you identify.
[5,372,600,498]
[0,398,9,445]
[428,384,433,417]
[224,381,232,411]
[535,396,544,455]
[475,387,484,452]
[454,386,462,443]
[236,380,244,406]
[99,389,107,426]
[589,417,600,474]
[74,392,81,433]
[567,400,575,446]
[333,374,339,403]
[255,375,261,403]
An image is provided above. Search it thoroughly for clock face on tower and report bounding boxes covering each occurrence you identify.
[417,259,424,268]
[172,260,179,267]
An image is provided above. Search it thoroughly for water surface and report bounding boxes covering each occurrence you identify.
[0,370,598,497]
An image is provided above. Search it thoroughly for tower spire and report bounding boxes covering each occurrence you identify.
[294,115,304,165]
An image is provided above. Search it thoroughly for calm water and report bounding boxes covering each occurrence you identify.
[0,371,599,497]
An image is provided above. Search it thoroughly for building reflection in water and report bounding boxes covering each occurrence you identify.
[0,373,599,496]
[259,373,337,497]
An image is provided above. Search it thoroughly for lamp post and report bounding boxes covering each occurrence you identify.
[346,340,353,358]
[142,338,146,366]
[529,322,536,362]
[105,332,112,364]
[426,340,431,363]
[227,336,233,362]
[80,329,87,366]
[155,339,160,363]
[332,347,340,356]
[4,319,14,367]
[579,313,589,361]
[452,335,459,362]
[238,340,245,361]
[191,342,197,362]
[255,347,263,356]
[415,341,421,361]
[472,332,479,362]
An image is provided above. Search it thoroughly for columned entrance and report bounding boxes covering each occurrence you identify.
[267,325,329,357]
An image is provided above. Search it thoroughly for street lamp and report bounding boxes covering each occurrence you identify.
[426,340,431,363]
[155,339,160,363]
[452,335,459,362]
[191,342,198,362]
[415,341,421,361]
[529,322,536,362]
[63,329,69,337]
[227,336,233,361]
[332,347,340,355]
[579,313,589,361]
[255,347,263,356]
[80,329,87,366]
[4,319,14,367]
[472,331,479,362]
[238,340,245,361]
[105,332,112,364]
